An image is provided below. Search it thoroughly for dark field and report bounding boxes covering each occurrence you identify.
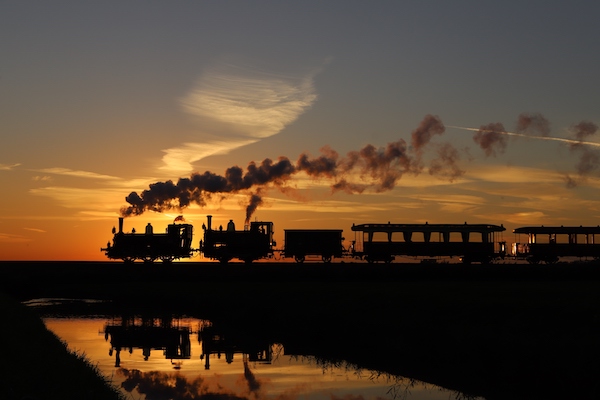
[2,261,600,399]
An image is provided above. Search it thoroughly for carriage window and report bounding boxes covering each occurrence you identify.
[535,234,550,244]
[469,232,484,243]
[391,232,406,242]
[371,232,389,242]
[448,232,463,242]
[555,234,569,244]
[428,232,441,242]
[412,232,425,242]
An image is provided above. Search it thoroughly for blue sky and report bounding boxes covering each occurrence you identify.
[1,1,600,259]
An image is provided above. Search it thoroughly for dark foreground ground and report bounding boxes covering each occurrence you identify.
[2,261,600,400]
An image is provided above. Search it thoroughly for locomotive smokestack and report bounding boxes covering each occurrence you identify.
[207,215,212,231]
[118,217,123,234]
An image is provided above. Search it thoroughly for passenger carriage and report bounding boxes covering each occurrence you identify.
[351,222,506,264]
[512,226,600,264]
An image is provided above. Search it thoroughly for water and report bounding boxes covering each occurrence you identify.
[41,314,475,400]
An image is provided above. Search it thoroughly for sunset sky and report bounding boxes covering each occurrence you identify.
[2,1,600,260]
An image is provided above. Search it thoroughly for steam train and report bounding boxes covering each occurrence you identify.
[101,217,194,263]
[101,215,600,264]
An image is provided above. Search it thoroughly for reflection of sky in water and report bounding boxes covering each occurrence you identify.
[44,318,470,400]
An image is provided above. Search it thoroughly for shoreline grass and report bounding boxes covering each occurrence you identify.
[0,291,124,400]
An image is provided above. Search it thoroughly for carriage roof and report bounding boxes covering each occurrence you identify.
[513,226,600,235]
[351,223,505,233]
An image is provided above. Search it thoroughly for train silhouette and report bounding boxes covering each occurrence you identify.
[101,216,600,264]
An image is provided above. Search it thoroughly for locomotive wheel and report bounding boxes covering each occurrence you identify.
[322,255,332,263]
[295,255,305,263]
[219,257,230,265]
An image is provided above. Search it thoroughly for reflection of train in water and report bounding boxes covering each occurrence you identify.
[101,215,600,264]
[104,316,192,368]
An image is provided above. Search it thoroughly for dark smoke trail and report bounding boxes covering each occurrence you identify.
[121,115,463,220]
[571,121,598,141]
[411,114,446,153]
[565,121,600,187]
[473,122,508,157]
[429,143,465,182]
[121,157,295,218]
[516,112,551,137]
[245,189,264,224]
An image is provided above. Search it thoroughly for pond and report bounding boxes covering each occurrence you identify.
[40,312,478,400]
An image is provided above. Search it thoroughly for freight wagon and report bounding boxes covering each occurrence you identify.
[283,229,345,263]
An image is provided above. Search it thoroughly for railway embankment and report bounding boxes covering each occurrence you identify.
[2,261,600,399]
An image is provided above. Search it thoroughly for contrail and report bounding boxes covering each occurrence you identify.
[447,125,600,148]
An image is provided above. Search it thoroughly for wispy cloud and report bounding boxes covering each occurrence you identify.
[0,232,31,243]
[32,175,52,182]
[161,61,320,173]
[31,168,118,180]
[160,139,256,173]
[29,186,130,212]
[24,227,46,233]
[0,163,21,171]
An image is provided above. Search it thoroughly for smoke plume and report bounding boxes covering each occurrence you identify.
[121,115,463,221]
[472,122,508,157]
[516,112,551,137]
[565,121,600,187]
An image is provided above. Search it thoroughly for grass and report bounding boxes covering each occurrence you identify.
[0,291,124,400]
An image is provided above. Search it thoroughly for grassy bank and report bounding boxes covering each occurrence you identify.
[0,292,124,400]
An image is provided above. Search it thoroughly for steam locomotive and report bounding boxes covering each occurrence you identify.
[101,217,194,263]
[101,215,600,264]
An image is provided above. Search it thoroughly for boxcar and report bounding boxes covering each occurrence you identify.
[284,229,345,263]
